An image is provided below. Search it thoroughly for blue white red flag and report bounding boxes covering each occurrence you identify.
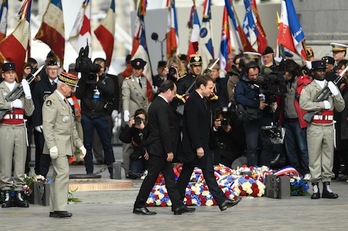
[219,7,231,71]
[0,0,8,42]
[0,0,32,80]
[94,0,116,67]
[187,2,200,60]
[34,0,65,65]
[131,0,153,84]
[224,0,253,52]
[277,0,307,60]
[166,0,179,59]
[69,0,91,55]
[199,0,214,69]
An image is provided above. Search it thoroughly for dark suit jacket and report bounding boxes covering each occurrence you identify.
[179,90,216,168]
[145,95,179,157]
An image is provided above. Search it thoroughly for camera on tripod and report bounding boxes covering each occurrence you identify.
[75,43,101,83]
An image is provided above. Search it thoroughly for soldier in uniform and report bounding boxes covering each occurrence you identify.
[330,42,348,65]
[176,54,202,96]
[42,72,86,218]
[0,62,34,208]
[300,60,345,199]
[32,60,59,176]
[122,58,152,177]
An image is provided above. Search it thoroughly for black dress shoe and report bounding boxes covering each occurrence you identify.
[219,197,242,211]
[322,191,338,199]
[173,205,196,215]
[311,192,320,199]
[49,211,73,218]
[133,207,157,215]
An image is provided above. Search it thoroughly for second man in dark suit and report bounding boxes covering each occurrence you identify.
[133,80,195,215]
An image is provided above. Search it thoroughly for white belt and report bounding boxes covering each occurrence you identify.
[313,115,333,121]
[3,114,24,119]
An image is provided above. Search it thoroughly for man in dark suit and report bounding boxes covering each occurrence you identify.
[133,80,195,215]
[177,75,242,211]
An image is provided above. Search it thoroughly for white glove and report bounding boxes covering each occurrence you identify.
[49,146,58,160]
[152,85,158,94]
[35,125,43,133]
[328,81,339,96]
[79,146,87,159]
[22,79,31,99]
[11,99,23,108]
[123,110,130,122]
[111,110,118,120]
[323,100,331,109]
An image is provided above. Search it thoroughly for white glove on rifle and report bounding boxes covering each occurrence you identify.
[328,81,339,96]
[11,99,23,108]
[22,79,32,99]
[79,146,87,159]
[123,110,130,122]
[111,110,118,120]
[49,146,58,160]
[35,125,43,133]
[323,100,331,109]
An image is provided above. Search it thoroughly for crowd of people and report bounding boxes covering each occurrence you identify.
[1,41,348,216]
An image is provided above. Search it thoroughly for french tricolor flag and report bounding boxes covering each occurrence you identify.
[34,0,65,65]
[277,0,307,60]
[0,0,32,81]
[94,0,116,67]
[166,0,179,59]
[69,0,91,56]
[187,3,200,60]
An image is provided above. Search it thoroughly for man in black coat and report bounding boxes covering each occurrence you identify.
[133,80,195,215]
[177,75,242,211]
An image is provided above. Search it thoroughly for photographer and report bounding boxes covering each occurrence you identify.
[213,107,246,167]
[235,61,273,167]
[119,108,149,179]
[75,54,115,178]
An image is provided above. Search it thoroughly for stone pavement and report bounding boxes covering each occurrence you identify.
[1,146,347,230]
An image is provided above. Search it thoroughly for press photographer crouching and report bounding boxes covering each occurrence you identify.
[119,109,149,179]
[213,107,246,167]
[75,45,116,177]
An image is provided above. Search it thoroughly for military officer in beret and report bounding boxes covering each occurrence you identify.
[122,58,152,177]
[330,42,348,64]
[42,72,86,218]
[0,62,34,208]
[300,60,345,200]
[32,60,59,176]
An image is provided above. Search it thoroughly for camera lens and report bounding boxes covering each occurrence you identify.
[134,117,143,125]
[169,66,177,75]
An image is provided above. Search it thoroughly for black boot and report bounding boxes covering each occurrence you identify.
[311,183,320,199]
[322,182,339,199]
[1,191,12,208]
[14,191,29,207]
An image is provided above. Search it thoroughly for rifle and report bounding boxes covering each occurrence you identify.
[303,65,348,123]
[0,65,44,121]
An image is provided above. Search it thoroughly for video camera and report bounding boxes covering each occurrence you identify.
[256,71,286,104]
[75,43,101,83]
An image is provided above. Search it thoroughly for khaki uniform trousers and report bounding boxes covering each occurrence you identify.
[307,123,334,182]
[49,155,69,212]
[0,123,27,191]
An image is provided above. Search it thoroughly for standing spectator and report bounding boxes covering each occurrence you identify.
[235,61,270,167]
[75,58,115,177]
[282,60,311,180]
[0,62,34,208]
[300,60,345,199]
[42,72,85,218]
[133,80,194,215]
[226,54,243,104]
[330,42,348,65]
[32,60,59,176]
[177,75,242,212]
[152,61,167,92]
[121,58,152,177]
[261,46,276,75]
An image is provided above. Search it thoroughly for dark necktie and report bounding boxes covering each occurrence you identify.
[138,78,142,88]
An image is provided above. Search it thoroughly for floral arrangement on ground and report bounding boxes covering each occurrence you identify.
[146,164,309,207]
